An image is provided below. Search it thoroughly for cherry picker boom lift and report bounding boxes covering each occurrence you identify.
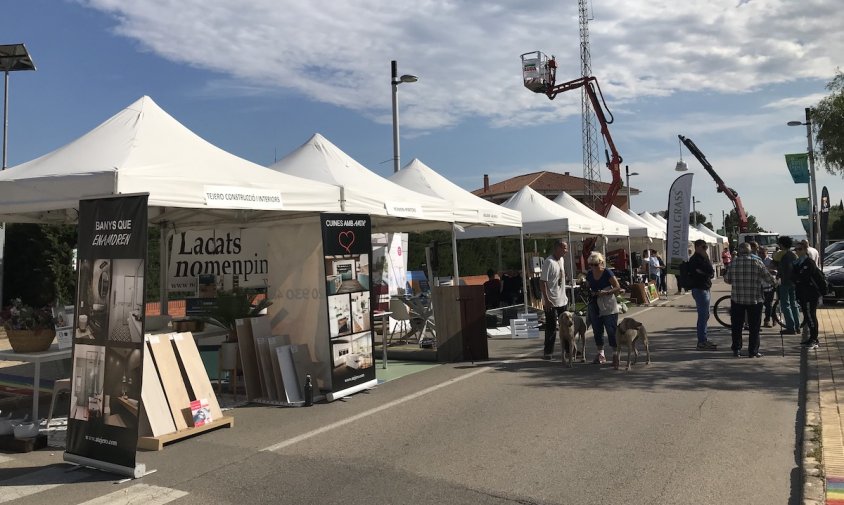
[677,135,749,233]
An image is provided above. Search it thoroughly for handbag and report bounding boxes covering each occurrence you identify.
[596,293,619,316]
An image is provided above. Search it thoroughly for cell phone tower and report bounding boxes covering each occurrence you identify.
[579,0,602,212]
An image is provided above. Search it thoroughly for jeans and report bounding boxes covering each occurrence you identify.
[798,297,819,340]
[778,284,800,331]
[691,288,711,343]
[730,302,763,355]
[543,306,566,355]
[588,303,618,348]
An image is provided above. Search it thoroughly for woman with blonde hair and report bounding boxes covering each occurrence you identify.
[585,251,622,367]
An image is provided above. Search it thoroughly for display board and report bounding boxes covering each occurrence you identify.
[65,194,148,476]
[320,214,377,401]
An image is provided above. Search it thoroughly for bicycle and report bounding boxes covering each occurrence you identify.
[712,291,786,329]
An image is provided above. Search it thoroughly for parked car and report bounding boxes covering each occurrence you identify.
[825,268,844,303]
[823,255,844,275]
[825,250,844,265]
[825,240,844,255]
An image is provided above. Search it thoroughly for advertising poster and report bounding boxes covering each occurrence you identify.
[65,194,148,473]
[784,153,810,184]
[320,214,377,400]
[820,186,830,264]
[666,173,693,275]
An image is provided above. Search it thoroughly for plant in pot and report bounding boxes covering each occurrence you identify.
[203,289,272,369]
[1,298,60,353]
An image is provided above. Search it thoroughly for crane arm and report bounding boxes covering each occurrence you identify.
[678,135,749,233]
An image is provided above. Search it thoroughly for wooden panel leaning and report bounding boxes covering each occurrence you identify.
[235,318,262,401]
[139,346,177,437]
[171,332,224,421]
[146,333,191,431]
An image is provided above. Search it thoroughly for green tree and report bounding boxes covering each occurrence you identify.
[813,69,844,176]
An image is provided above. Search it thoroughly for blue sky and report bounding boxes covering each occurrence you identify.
[3,0,842,236]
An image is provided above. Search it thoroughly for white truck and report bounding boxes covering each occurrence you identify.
[739,232,779,255]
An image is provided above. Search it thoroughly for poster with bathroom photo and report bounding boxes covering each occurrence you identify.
[66,194,148,472]
[320,213,376,399]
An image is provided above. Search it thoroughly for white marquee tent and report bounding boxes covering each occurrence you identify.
[0,96,343,227]
[607,206,661,239]
[552,192,629,237]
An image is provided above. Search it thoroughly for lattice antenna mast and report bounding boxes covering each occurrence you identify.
[579,0,602,211]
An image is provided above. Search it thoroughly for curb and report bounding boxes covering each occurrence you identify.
[803,345,825,505]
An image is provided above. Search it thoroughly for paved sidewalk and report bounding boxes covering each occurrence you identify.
[813,306,844,505]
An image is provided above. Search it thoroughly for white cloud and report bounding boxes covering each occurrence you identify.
[81,0,842,132]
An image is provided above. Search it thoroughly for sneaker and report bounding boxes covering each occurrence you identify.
[802,339,819,349]
[763,320,772,328]
[696,340,718,351]
[542,354,552,360]
[750,352,763,358]
[733,351,742,358]
[592,354,606,364]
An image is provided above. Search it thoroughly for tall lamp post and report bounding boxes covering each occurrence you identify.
[391,60,418,173]
[0,43,36,309]
[788,108,819,248]
[625,165,639,284]
[692,198,702,226]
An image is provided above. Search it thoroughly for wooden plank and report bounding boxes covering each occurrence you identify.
[267,336,289,402]
[171,332,224,422]
[139,342,177,437]
[290,344,319,397]
[276,345,302,403]
[146,333,191,431]
[137,416,234,451]
[255,337,278,400]
[250,317,272,398]
[235,318,262,401]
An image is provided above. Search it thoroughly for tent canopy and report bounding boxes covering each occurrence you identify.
[552,192,628,237]
[607,206,660,239]
[389,158,521,228]
[458,185,602,239]
[0,96,343,227]
[268,134,457,231]
[628,210,667,240]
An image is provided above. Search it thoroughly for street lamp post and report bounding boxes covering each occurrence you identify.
[391,60,418,173]
[692,198,702,226]
[788,108,819,248]
[625,165,639,285]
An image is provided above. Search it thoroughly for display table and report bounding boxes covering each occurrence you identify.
[0,344,72,421]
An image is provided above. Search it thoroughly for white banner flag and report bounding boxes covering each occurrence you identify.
[666,173,694,274]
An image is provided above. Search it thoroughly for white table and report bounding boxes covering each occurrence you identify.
[0,344,72,421]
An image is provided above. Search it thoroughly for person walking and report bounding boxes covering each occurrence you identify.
[483,268,502,310]
[540,240,569,359]
[793,243,827,349]
[773,236,800,334]
[585,251,621,367]
[724,242,777,358]
[688,239,718,350]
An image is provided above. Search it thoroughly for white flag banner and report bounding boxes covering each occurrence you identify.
[666,173,694,275]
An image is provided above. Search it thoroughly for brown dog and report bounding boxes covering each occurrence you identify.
[558,311,589,367]
[615,317,651,371]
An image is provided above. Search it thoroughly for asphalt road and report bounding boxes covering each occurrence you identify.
[0,280,805,504]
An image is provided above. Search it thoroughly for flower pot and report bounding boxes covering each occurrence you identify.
[7,329,56,353]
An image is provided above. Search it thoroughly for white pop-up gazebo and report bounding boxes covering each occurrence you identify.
[0,96,343,227]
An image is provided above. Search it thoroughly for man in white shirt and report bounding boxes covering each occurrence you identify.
[540,240,569,359]
[800,239,820,264]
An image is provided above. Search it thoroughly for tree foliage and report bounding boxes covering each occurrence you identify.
[813,69,844,176]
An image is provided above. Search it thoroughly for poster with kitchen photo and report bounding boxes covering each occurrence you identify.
[66,194,148,475]
[320,213,376,400]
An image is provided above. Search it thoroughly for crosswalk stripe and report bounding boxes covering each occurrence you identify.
[78,484,188,505]
[0,466,90,503]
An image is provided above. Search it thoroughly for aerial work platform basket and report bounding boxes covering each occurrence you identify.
[520,51,553,93]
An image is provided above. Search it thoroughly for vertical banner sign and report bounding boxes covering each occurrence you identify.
[785,153,810,184]
[795,197,811,216]
[320,214,377,401]
[820,186,830,265]
[65,194,148,475]
[666,173,694,275]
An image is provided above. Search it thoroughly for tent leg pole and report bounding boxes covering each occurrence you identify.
[451,224,459,281]
[567,231,574,311]
[159,222,168,316]
[520,230,528,314]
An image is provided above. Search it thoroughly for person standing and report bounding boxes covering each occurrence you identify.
[773,236,800,334]
[483,268,502,310]
[724,242,777,358]
[793,243,827,348]
[688,239,717,350]
[656,251,668,295]
[585,252,621,367]
[800,239,820,264]
[540,240,569,359]
[721,247,732,275]
[758,246,777,327]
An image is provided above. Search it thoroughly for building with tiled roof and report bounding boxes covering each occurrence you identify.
[472,171,639,211]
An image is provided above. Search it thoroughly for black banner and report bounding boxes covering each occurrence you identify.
[65,195,148,471]
[821,186,830,265]
[320,214,376,399]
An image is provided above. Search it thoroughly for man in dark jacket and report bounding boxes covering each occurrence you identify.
[688,239,717,350]
[773,235,800,334]
[793,244,827,348]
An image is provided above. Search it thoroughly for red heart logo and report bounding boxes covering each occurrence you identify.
[339,231,355,254]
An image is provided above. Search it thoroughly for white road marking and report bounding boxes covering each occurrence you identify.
[78,484,188,505]
[0,454,13,465]
[0,465,90,503]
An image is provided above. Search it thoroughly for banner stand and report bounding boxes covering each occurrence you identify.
[326,379,378,402]
[63,453,150,479]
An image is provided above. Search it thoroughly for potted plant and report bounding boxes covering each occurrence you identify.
[0,298,60,353]
[203,289,272,370]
